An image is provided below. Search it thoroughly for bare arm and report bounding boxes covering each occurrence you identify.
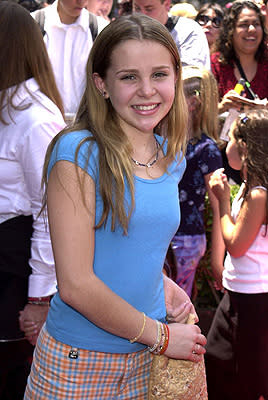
[47,160,206,361]
[205,174,225,289]
[209,170,266,257]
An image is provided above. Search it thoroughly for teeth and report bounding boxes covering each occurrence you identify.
[133,104,157,111]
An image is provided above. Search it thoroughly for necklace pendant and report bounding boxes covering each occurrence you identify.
[131,137,159,168]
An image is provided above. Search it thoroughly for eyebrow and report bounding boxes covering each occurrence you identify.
[237,17,260,22]
[115,66,172,75]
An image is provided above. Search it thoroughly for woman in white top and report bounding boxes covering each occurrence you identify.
[206,108,268,400]
[0,2,65,399]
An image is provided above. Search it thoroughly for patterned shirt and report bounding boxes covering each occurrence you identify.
[176,133,222,236]
[211,52,268,100]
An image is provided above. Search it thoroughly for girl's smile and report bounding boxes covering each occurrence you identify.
[94,39,177,140]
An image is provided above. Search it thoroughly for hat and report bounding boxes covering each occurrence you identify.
[169,3,198,19]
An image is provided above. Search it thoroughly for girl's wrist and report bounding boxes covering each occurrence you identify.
[148,321,169,355]
[219,200,231,217]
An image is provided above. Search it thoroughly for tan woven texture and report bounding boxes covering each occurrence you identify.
[148,314,208,400]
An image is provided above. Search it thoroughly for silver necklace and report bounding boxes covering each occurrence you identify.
[131,138,159,168]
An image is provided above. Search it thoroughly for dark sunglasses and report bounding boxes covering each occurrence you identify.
[196,15,222,28]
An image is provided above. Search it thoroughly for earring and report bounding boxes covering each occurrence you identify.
[102,91,107,97]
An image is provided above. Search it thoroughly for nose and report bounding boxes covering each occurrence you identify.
[205,19,213,27]
[138,79,156,98]
[78,0,87,6]
[248,23,256,31]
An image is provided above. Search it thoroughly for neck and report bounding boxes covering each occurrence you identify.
[57,4,78,24]
[236,52,256,66]
[187,122,201,140]
[131,134,158,164]
[234,53,257,82]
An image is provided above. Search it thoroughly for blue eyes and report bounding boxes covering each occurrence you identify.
[153,72,168,78]
[120,72,168,81]
[121,75,136,81]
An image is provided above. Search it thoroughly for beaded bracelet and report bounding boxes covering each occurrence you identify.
[154,322,166,355]
[28,301,50,306]
[28,296,51,306]
[148,320,162,353]
[159,324,169,355]
[129,312,146,343]
[149,322,170,355]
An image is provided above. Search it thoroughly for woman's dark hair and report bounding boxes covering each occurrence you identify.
[0,1,63,122]
[217,0,267,64]
[195,2,224,23]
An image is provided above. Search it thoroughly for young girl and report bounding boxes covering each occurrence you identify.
[24,14,206,400]
[0,2,65,398]
[205,108,268,400]
[170,66,224,297]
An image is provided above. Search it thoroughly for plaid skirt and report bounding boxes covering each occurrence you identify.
[24,325,153,400]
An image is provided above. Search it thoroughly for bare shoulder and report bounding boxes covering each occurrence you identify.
[248,186,267,202]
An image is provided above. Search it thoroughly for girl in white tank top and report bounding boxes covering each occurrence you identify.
[206,108,268,400]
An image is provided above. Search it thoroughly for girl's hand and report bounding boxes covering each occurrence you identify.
[163,275,198,324]
[209,168,230,202]
[166,300,195,324]
[19,303,49,345]
[165,322,207,362]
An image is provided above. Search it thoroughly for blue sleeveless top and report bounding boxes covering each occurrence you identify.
[46,130,186,353]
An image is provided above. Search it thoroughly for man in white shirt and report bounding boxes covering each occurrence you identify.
[133,0,211,70]
[32,0,108,119]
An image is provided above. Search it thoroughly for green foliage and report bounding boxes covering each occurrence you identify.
[193,184,240,310]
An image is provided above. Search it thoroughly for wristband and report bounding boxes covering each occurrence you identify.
[28,296,51,306]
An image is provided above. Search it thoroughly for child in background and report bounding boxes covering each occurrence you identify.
[170,66,224,297]
[206,108,268,400]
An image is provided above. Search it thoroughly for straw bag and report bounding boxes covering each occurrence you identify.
[148,314,208,400]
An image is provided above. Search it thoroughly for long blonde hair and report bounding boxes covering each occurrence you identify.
[43,14,187,234]
[182,66,219,142]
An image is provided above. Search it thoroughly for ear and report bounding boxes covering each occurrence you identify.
[240,141,248,157]
[92,73,109,98]
[163,0,171,12]
[187,95,200,113]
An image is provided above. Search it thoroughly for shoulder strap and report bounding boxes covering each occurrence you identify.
[165,15,179,32]
[234,57,248,82]
[33,8,46,36]
[251,186,267,192]
[88,12,98,42]
[34,9,98,41]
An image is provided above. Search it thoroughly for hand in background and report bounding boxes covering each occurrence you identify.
[219,90,245,113]
[19,303,49,346]
[209,168,230,202]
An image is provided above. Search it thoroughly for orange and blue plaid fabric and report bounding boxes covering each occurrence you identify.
[24,325,153,400]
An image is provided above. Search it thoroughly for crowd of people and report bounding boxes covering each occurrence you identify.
[1,0,268,399]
